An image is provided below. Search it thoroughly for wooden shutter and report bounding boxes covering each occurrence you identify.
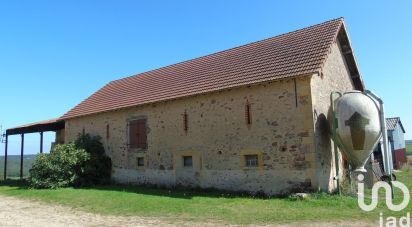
[136,119,147,149]
[129,119,147,149]
[129,121,139,148]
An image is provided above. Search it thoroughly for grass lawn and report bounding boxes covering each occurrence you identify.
[0,171,411,225]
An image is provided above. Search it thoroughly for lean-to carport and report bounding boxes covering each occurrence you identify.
[3,118,64,180]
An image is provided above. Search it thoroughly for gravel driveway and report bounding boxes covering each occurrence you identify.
[0,195,376,227]
[0,195,175,227]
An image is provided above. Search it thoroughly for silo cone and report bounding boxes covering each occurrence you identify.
[334,91,381,173]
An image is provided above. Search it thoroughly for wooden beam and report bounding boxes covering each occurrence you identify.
[3,134,8,181]
[20,134,24,179]
[40,131,43,154]
[343,49,352,55]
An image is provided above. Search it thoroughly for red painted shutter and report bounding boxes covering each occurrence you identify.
[129,121,139,148]
[129,119,147,149]
[138,119,147,149]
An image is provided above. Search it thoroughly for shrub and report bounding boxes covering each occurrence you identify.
[29,134,112,189]
[29,144,90,189]
[74,134,112,186]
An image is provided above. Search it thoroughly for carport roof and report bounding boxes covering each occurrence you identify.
[6,118,65,135]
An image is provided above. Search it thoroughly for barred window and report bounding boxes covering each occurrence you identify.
[245,154,258,167]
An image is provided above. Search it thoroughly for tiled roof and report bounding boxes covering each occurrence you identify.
[62,18,355,119]
[386,117,405,132]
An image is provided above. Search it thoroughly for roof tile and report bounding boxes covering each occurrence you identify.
[62,18,344,119]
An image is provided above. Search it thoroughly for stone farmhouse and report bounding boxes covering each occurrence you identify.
[5,18,365,195]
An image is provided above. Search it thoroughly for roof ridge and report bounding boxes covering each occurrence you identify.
[112,17,344,83]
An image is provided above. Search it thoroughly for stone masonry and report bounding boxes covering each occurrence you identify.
[64,42,355,195]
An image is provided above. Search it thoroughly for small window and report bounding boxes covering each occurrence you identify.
[129,119,147,149]
[245,102,252,125]
[183,111,188,133]
[245,154,258,167]
[106,124,110,139]
[183,156,193,167]
[137,157,144,167]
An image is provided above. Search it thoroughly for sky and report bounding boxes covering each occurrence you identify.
[0,1,411,155]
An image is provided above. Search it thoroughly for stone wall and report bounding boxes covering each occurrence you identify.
[63,41,356,195]
[64,76,316,195]
[310,41,357,191]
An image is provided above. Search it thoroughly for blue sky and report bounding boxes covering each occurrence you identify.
[1,1,411,155]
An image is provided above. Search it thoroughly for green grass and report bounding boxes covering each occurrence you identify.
[0,155,37,179]
[406,143,412,156]
[0,171,411,224]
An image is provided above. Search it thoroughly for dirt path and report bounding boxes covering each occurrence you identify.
[0,195,376,227]
[0,195,182,227]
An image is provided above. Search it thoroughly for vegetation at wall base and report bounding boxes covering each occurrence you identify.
[28,134,112,189]
[74,134,112,186]
[28,143,90,188]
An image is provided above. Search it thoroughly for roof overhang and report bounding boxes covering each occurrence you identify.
[336,22,365,91]
[398,119,406,133]
[6,118,65,135]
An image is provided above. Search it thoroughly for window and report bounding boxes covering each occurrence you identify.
[183,111,188,133]
[129,119,147,149]
[106,124,110,139]
[245,154,258,167]
[183,156,193,167]
[137,157,144,167]
[245,102,252,125]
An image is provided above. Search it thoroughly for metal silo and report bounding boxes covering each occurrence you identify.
[334,91,381,172]
[330,90,393,195]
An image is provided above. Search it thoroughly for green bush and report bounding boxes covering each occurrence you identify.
[29,134,112,189]
[29,144,90,189]
[74,134,112,186]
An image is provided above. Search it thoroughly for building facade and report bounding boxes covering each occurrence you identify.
[59,18,365,195]
[0,18,364,194]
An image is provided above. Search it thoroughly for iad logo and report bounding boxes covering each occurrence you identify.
[357,173,410,212]
[357,173,411,227]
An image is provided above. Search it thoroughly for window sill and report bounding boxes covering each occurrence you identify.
[243,166,259,170]
[128,147,147,153]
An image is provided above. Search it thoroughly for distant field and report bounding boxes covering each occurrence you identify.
[0,155,37,179]
[407,143,412,156]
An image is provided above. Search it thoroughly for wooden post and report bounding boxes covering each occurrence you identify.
[20,134,24,179]
[40,131,43,154]
[3,134,8,181]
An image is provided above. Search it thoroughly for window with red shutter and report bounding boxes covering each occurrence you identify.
[128,119,147,149]
[137,119,147,149]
